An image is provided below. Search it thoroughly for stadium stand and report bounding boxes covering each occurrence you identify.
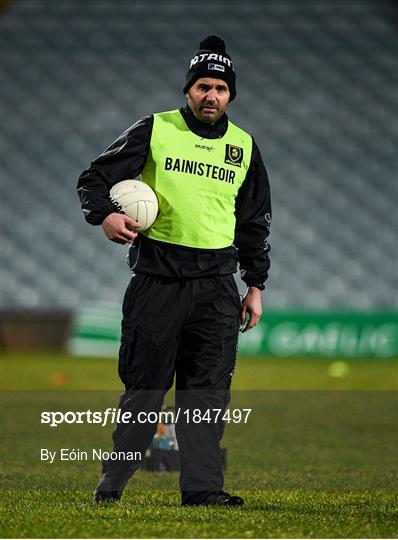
[1,0,397,309]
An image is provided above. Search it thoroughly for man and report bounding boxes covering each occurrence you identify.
[77,35,271,507]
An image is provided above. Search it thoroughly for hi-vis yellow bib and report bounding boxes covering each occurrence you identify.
[141,109,252,249]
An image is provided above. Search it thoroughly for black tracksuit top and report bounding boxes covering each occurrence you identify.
[77,106,271,289]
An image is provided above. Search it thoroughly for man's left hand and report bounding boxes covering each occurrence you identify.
[240,287,263,333]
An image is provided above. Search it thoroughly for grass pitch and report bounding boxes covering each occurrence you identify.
[1,352,397,538]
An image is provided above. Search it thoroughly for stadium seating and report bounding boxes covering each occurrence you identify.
[1,0,397,308]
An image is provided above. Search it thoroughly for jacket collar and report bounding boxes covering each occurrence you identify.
[179,105,228,139]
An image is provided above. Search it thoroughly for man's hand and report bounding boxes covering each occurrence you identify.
[240,287,263,333]
[102,213,141,244]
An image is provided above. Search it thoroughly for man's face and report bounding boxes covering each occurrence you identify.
[186,77,230,124]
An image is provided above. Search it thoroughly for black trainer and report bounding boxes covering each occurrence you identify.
[182,490,244,507]
[93,473,129,503]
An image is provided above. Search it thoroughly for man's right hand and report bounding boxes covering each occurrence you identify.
[102,213,141,244]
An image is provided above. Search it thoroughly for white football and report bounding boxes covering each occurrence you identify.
[109,179,158,232]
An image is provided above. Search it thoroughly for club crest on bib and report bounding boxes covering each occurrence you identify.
[225,144,243,167]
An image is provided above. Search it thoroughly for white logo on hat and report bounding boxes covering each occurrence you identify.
[190,53,233,69]
[208,63,225,72]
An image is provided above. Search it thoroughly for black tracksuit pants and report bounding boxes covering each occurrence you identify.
[102,272,241,504]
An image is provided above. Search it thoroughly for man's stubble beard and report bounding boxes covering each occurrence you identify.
[198,107,223,125]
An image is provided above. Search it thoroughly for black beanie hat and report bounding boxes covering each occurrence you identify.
[183,35,236,101]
